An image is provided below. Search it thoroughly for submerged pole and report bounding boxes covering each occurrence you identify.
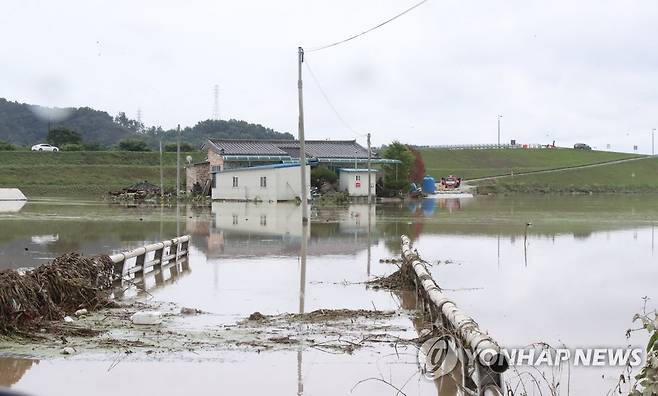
[297,47,309,223]
[367,133,372,204]
[159,139,164,200]
[176,124,181,200]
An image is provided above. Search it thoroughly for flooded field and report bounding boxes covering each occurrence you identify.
[1,195,657,395]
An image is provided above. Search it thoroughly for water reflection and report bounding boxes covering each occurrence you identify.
[193,202,377,258]
[0,201,26,214]
[0,357,38,387]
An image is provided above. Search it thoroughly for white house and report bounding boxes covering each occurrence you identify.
[338,168,378,197]
[211,163,311,202]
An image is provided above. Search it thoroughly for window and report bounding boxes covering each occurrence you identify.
[260,215,267,226]
[355,175,361,181]
[212,174,216,189]
[232,176,238,188]
[260,176,267,188]
[232,215,238,225]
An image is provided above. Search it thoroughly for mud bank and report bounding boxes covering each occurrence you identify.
[0,301,423,360]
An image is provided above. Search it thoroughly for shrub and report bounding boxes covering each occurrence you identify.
[117,139,151,152]
[311,166,338,188]
[60,144,84,152]
[0,140,16,151]
[47,127,82,147]
[164,142,196,152]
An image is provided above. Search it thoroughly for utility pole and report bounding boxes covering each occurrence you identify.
[159,139,163,200]
[653,128,656,156]
[176,124,181,200]
[297,47,309,223]
[497,114,503,146]
[367,133,372,205]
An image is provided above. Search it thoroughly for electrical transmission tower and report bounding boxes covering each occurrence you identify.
[212,85,220,120]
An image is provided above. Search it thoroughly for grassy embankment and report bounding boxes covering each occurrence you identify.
[419,148,640,180]
[0,151,204,197]
[476,156,658,193]
[419,147,657,193]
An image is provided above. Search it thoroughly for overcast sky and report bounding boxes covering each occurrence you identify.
[1,0,657,152]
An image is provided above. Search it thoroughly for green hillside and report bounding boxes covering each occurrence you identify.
[0,98,294,149]
[0,151,205,197]
[419,148,640,180]
[476,157,658,193]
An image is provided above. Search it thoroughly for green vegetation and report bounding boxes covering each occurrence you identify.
[0,97,294,149]
[47,127,82,147]
[311,165,337,188]
[0,140,15,150]
[117,139,150,152]
[419,147,640,180]
[0,151,204,197]
[60,144,84,152]
[164,142,195,152]
[380,142,414,190]
[476,157,658,193]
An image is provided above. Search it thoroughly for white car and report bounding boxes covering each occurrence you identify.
[31,143,59,152]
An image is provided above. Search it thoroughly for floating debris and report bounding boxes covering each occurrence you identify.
[130,311,162,325]
[0,252,114,334]
[61,347,76,355]
[247,312,267,322]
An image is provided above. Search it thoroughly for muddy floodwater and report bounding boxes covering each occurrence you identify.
[1,195,657,395]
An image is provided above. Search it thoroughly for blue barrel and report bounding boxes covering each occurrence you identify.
[421,176,436,194]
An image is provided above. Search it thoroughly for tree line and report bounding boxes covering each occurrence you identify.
[0,98,294,151]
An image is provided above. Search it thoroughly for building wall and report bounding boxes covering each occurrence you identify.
[338,171,376,196]
[186,162,210,192]
[212,165,310,201]
[207,149,224,170]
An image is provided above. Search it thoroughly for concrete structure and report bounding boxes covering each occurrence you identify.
[0,188,27,201]
[338,169,378,197]
[211,163,310,202]
[186,162,210,192]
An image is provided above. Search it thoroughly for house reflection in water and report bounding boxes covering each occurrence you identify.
[186,202,377,258]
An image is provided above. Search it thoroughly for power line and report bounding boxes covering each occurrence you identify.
[304,60,366,138]
[307,0,431,52]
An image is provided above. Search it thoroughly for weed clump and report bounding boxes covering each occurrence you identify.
[0,253,115,334]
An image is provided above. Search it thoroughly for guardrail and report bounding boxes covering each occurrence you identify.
[110,236,190,290]
[417,144,548,150]
[401,235,507,395]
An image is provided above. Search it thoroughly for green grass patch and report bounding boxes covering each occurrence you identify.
[476,157,658,193]
[419,148,640,180]
[0,151,201,197]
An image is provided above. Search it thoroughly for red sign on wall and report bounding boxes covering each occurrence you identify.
[355,181,361,188]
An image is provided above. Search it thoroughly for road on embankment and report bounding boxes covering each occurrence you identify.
[465,156,649,182]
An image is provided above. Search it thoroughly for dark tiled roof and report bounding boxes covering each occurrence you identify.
[207,139,370,158]
[207,139,288,155]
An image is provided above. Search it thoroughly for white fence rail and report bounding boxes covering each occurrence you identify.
[110,235,190,279]
[417,144,549,150]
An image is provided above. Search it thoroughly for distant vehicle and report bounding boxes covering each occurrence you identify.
[440,175,462,189]
[31,143,59,152]
[573,143,591,150]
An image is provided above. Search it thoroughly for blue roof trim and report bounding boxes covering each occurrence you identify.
[217,162,303,173]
